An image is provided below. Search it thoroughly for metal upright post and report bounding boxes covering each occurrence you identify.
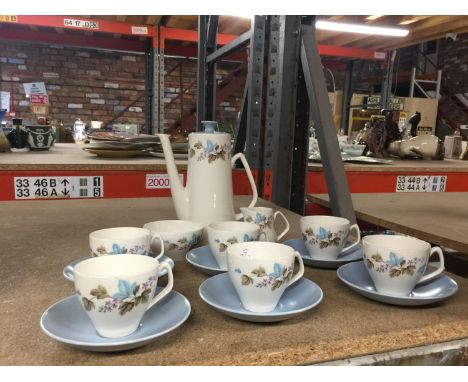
[196,15,208,131]
[300,22,356,223]
[205,16,219,121]
[340,61,354,136]
[380,50,395,110]
[244,15,267,182]
[144,38,154,134]
[263,15,304,211]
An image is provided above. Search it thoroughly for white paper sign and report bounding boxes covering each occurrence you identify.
[64,18,99,30]
[14,176,104,199]
[131,26,148,35]
[146,174,183,189]
[395,175,446,193]
[0,91,10,112]
[23,82,47,95]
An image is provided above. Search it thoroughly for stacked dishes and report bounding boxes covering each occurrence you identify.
[83,131,188,159]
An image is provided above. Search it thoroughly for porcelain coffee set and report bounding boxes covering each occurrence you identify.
[40,122,458,352]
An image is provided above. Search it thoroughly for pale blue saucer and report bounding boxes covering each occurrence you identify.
[63,254,174,282]
[283,238,363,269]
[186,245,226,275]
[337,261,459,306]
[40,288,191,352]
[199,273,323,322]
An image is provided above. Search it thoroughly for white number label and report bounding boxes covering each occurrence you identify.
[14,176,104,199]
[396,175,446,193]
[64,19,99,30]
[146,174,183,189]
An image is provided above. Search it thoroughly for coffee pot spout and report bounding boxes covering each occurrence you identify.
[156,133,190,220]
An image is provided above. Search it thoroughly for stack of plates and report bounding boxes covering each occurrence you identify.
[82,132,188,159]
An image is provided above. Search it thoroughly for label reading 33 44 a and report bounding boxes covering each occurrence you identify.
[395,175,446,193]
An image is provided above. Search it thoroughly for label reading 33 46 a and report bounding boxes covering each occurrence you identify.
[14,176,104,199]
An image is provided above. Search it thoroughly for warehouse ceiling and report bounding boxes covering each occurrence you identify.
[90,15,468,51]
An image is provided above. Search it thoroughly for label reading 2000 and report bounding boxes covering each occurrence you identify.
[14,176,104,199]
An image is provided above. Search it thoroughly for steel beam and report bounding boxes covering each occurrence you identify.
[340,61,354,136]
[263,15,303,210]
[300,22,356,223]
[205,16,219,122]
[245,15,267,177]
[144,38,155,134]
[196,16,208,131]
[206,30,252,64]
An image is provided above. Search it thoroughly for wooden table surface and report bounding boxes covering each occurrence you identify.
[1,196,468,365]
[308,193,468,254]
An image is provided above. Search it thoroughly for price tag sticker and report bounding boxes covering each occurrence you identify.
[395,175,447,193]
[146,174,183,189]
[14,176,104,199]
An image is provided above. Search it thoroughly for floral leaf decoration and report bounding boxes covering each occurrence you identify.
[317,227,331,240]
[227,237,238,245]
[205,140,215,153]
[371,253,383,262]
[241,274,253,285]
[111,243,127,255]
[305,228,314,236]
[387,252,404,267]
[113,280,137,300]
[82,297,95,311]
[269,263,284,279]
[189,148,196,158]
[251,267,267,277]
[219,243,228,252]
[235,268,242,274]
[96,245,107,255]
[245,216,253,223]
[119,301,135,315]
[243,234,253,242]
[194,141,203,149]
[90,285,110,299]
[255,213,264,224]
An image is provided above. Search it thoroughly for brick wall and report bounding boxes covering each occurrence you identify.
[438,33,468,93]
[0,40,242,132]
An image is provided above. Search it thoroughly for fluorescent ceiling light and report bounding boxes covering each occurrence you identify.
[365,15,384,21]
[316,20,409,37]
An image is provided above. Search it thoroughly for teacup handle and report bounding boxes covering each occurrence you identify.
[274,211,290,241]
[232,153,258,220]
[150,233,165,260]
[341,224,361,253]
[147,262,174,310]
[289,251,305,287]
[417,247,445,285]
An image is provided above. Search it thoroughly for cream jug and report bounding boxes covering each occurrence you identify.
[157,121,258,225]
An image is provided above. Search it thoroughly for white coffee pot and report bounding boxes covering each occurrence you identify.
[157,121,258,225]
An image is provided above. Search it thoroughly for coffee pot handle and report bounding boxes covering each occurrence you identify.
[417,247,445,285]
[232,153,258,220]
[274,211,290,241]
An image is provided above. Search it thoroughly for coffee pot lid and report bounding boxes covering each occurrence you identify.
[201,121,218,133]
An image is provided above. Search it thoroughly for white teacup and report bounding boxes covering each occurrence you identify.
[206,221,260,269]
[143,220,204,262]
[89,227,164,260]
[227,242,304,312]
[362,234,445,296]
[74,254,174,338]
[300,215,360,260]
[240,207,290,242]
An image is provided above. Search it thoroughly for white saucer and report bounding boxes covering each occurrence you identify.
[283,238,363,269]
[186,245,226,275]
[337,261,459,306]
[199,273,323,322]
[40,288,191,352]
[63,254,175,282]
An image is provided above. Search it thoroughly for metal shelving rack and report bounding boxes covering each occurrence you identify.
[196,15,388,221]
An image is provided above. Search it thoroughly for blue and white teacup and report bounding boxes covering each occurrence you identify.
[227,242,304,312]
[300,215,360,260]
[362,235,445,296]
[206,221,260,269]
[143,220,204,262]
[89,227,164,260]
[74,254,173,338]
[240,207,290,242]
